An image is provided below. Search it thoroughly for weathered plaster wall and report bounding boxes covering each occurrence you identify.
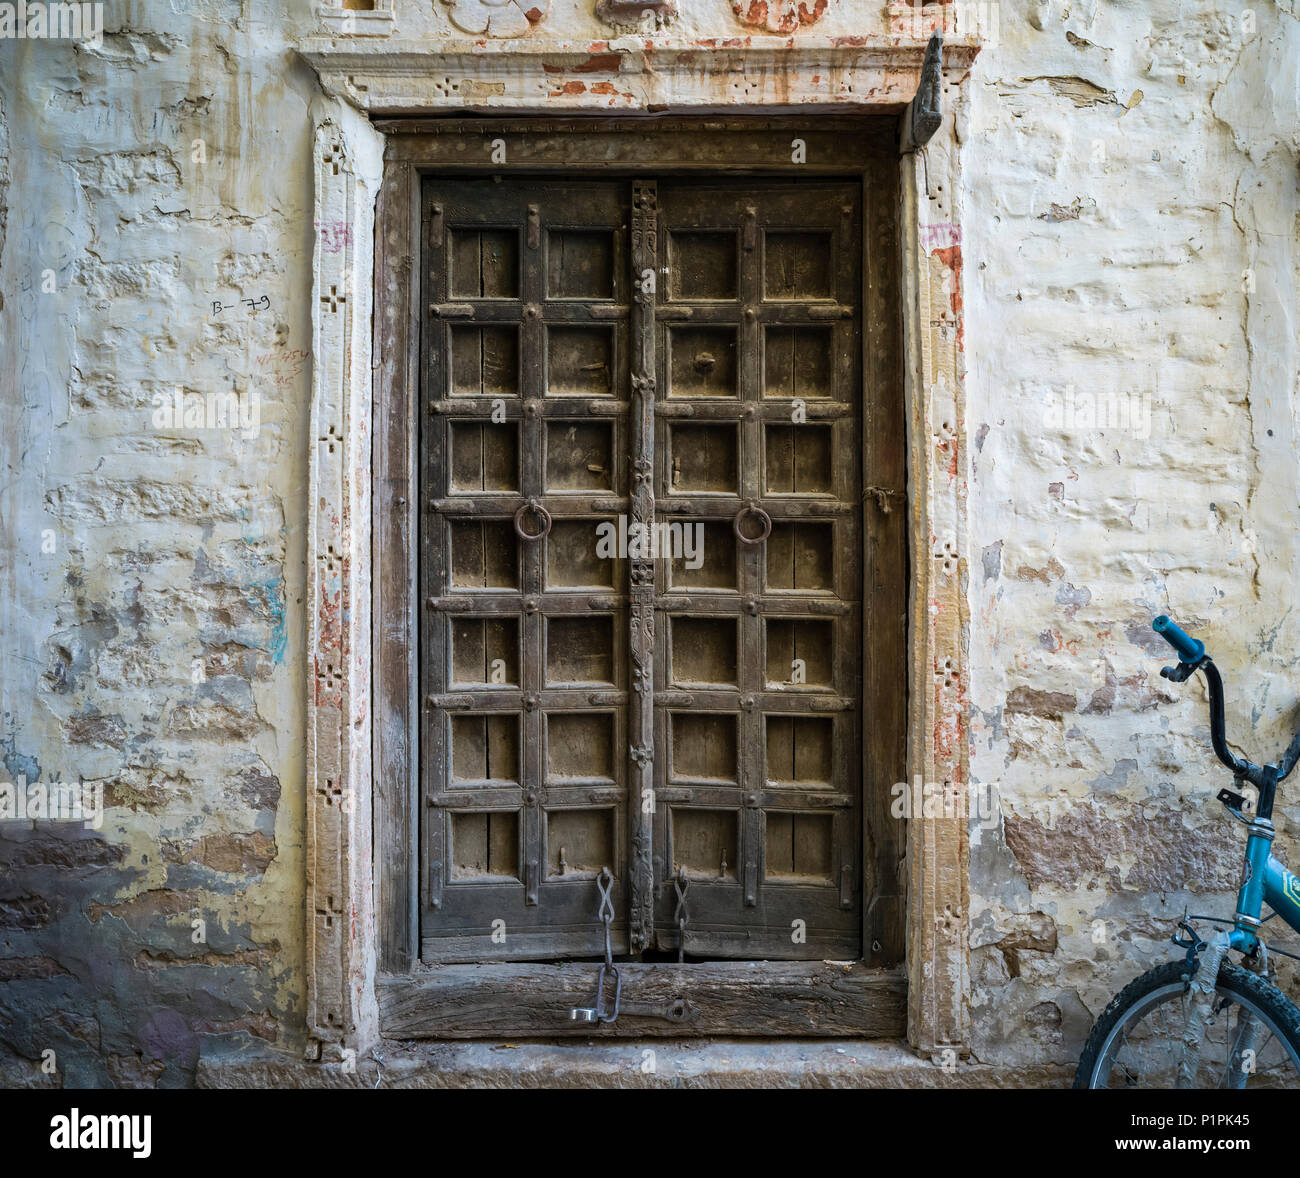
[0,1,320,1086]
[0,0,1296,1085]
[964,2,1300,1065]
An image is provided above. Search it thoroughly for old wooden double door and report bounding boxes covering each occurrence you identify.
[421,174,863,964]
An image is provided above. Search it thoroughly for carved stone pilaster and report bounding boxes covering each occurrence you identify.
[901,84,972,1058]
[305,100,384,1057]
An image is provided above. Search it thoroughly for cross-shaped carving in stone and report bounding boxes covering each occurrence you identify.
[316,893,342,930]
[320,543,343,574]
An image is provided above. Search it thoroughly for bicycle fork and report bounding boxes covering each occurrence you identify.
[1177,930,1229,1089]
[1226,974,1264,1091]
[1178,798,1284,1088]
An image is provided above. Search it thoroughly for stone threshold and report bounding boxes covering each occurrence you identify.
[197,1039,1072,1089]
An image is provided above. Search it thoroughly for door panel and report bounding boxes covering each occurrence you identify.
[421,176,862,964]
[422,180,636,962]
[651,182,861,960]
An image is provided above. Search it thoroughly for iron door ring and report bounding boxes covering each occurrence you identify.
[514,499,552,542]
[733,502,772,546]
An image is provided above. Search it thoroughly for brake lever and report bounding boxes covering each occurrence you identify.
[1161,662,1198,683]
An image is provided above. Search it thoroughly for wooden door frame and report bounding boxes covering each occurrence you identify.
[378,122,903,1037]
[299,38,978,1061]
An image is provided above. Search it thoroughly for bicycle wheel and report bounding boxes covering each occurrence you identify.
[1075,959,1300,1088]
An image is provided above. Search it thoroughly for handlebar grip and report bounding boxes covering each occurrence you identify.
[1153,615,1205,663]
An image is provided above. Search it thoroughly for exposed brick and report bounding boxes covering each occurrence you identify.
[1004,687,1076,720]
[1014,558,1065,584]
[193,1011,278,1041]
[64,711,128,748]
[88,889,204,931]
[0,896,56,930]
[978,913,1058,979]
[161,832,276,875]
[134,945,276,970]
[0,956,72,981]
[0,833,125,873]
[1004,802,1240,894]
[236,766,280,812]
[107,1053,166,1089]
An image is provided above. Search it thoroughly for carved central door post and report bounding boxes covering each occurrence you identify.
[628,181,659,951]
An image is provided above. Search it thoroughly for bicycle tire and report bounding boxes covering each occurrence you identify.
[1075,958,1300,1089]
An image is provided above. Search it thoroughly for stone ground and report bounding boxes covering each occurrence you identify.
[196,1038,1073,1089]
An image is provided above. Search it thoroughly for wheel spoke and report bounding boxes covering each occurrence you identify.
[1116,1027,1140,1088]
[1087,968,1300,1090]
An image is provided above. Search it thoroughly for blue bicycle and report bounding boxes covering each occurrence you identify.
[1075,615,1300,1088]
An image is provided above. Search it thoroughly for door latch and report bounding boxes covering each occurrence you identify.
[570,867,621,1024]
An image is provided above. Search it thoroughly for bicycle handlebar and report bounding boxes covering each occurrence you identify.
[1198,658,1267,789]
[1280,726,1300,781]
[1153,614,1205,664]
[1151,614,1295,798]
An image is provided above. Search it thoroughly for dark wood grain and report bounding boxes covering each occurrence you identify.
[374,157,418,973]
[862,141,907,968]
[380,962,906,1039]
[378,120,893,175]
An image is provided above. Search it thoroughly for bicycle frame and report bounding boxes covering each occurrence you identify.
[1230,832,1300,952]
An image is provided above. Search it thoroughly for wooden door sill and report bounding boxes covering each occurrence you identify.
[378,960,905,1039]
